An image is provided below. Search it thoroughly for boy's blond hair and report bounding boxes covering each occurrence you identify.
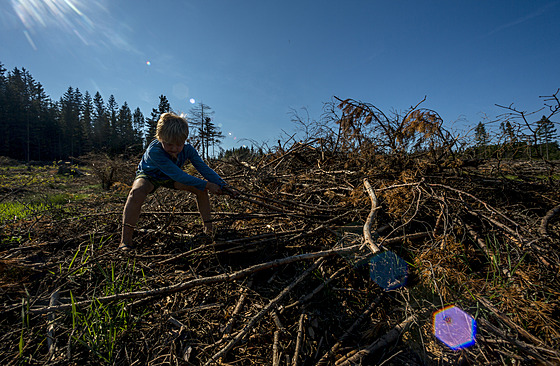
[156,113,189,144]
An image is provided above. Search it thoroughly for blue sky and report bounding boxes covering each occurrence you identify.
[1,0,559,151]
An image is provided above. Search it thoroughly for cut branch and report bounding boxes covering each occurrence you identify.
[363,178,381,254]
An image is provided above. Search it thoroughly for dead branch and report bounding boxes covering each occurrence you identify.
[272,330,281,366]
[29,244,361,314]
[478,318,557,363]
[478,297,545,347]
[292,313,306,366]
[363,178,381,254]
[428,183,521,230]
[221,279,252,337]
[317,294,385,365]
[539,203,560,237]
[205,259,323,365]
[335,311,422,366]
[284,266,345,310]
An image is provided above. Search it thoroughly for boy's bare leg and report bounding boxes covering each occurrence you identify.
[174,182,212,234]
[120,178,154,248]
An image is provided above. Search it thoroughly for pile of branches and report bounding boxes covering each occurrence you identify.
[1,97,560,365]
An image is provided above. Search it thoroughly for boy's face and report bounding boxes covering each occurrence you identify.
[161,140,185,158]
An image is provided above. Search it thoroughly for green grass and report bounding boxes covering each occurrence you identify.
[0,193,89,222]
[68,258,147,362]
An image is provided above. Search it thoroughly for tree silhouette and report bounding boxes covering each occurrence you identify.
[0,61,152,161]
[474,122,490,158]
[146,95,171,148]
[188,102,225,159]
[537,115,558,159]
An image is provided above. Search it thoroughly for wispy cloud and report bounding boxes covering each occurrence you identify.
[486,1,559,36]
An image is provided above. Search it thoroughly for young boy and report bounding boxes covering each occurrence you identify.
[119,112,233,251]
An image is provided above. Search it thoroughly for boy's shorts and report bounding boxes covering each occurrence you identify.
[135,171,176,192]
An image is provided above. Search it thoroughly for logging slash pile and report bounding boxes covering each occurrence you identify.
[1,97,560,365]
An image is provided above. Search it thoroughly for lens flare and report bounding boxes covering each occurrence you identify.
[23,30,37,50]
[189,98,196,104]
[433,305,477,350]
[11,0,138,54]
[12,0,93,34]
[369,251,408,290]
[146,61,151,66]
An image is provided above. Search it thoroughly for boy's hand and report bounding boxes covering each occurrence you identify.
[205,182,223,195]
[222,185,241,198]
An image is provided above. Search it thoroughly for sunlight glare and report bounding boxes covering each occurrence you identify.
[10,0,107,48]
[23,29,37,50]
[12,0,90,29]
[189,98,196,104]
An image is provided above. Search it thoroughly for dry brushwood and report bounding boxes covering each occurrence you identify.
[1,95,560,365]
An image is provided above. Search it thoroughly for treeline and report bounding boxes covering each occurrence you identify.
[471,116,560,160]
[0,62,227,162]
[219,145,264,160]
[0,63,149,161]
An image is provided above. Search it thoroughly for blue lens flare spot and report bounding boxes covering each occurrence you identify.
[369,251,408,290]
[433,305,477,350]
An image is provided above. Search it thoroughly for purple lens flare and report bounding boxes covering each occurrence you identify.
[433,305,477,350]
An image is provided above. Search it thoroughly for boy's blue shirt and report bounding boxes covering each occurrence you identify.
[137,140,225,191]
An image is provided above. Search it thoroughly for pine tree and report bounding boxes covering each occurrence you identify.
[116,101,133,154]
[188,102,214,159]
[5,68,29,160]
[205,117,225,158]
[92,92,109,150]
[537,115,558,159]
[474,122,490,158]
[29,78,54,161]
[107,95,118,153]
[59,86,85,158]
[145,95,171,148]
[81,91,94,155]
[132,107,145,154]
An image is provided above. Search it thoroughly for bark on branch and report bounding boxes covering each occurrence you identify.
[363,178,381,254]
[29,244,361,314]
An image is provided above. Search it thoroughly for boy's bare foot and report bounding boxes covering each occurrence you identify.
[118,242,134,251]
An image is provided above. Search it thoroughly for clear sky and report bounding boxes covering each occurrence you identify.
[1,0,559,151]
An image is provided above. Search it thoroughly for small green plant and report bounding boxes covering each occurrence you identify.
[68,258,146,363]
